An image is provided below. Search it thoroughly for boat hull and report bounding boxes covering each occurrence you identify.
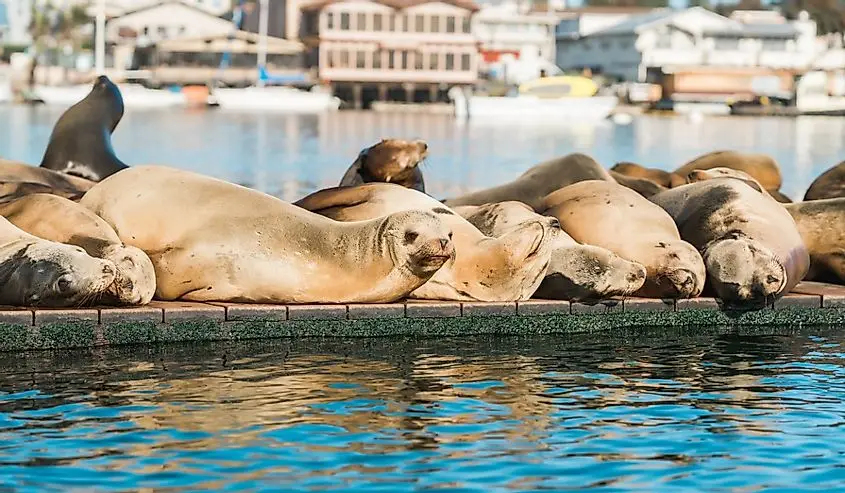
[34,84,187,108]
[453,94,618,121]
[211,87,342,113]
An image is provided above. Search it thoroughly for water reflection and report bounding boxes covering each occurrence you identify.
[0,106,843,203]
[1,329,844,491]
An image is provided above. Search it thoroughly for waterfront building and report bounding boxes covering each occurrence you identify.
[555,6,819,82]
[299,0,480,108]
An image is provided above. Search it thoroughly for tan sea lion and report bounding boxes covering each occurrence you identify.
[674,150,783,191]
[453,201,647,301]
[686,167,793,203]
[611,162,687,188]
[609,170,668,198]
[543,180,706,299]
[81,166,454,303]
[0,193,156,305]
[0,181,85,204]
[443,153,612,211]
[339,139,427,192]
[804,161,845,201]
[650,178,809,308]
[40,75,128,182]
[296,184,555,301]
[784,198,845,284]
[0,215,116,307]
[0,159,95,197]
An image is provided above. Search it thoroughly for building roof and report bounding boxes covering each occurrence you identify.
[586,8,677,36]
[110,0,231,20]
[549,6,658,15]
[301,0,480,13]
[705,22,799,39]
[156,30,304,53]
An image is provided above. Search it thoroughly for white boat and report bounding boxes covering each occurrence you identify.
[210,85,340,112]
[34,83,187,108]
[795,70,845,115]
[452,75,618,122]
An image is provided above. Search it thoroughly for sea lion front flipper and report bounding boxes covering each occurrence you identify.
[294,185,376,214]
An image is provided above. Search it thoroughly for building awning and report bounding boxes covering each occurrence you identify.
[156,30,304,54]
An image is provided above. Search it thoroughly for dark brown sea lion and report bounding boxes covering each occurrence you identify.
[611,162,687,188]
[784,198,845,284]
[39,75,128,182]
[339,139,427,192]
[674,150,783,192]
[804,161,845,201]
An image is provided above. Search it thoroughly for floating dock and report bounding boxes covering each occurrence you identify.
[1,282,843,352]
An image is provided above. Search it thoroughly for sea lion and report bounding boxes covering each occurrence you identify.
[650,178,809,308]
[453,201,647,301]
[686,167,793,203]
[0,193,156,305]
[784,198,845,284]
[443,153,612,212]
[296,184,555,301]
[339,139,427,192]
[39,75,128,182]
[543,180,706,299]
[611,161,687,188]
[609,170,668,198]
[674,150,783,192]
[0,182,85,204]
[0,215,116,307]
[804,161,845,201]
[81,165,454,303]
[0,159,95,196]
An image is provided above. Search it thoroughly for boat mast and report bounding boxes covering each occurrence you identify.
[95,0,105,74]
[257,0,269,87]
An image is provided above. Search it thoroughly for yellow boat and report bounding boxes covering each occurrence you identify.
[517,76,599,98]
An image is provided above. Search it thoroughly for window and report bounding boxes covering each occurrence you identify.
[445,53,454,70]
[142,26,149,35]
[177,25,186,35]
[445,16,455,33]
[340,12,350,30]
[431,15,440,33]
[356,13,366,30]
[762,39,787,51]
[401,50,408,69]
[356,50,366,68]
[462,17,471,33]
[387,14,395,31]
[326,49,335,68]
[600,41,610,50]
[460,53,470,71]
[427,52,438,70]
[414,52,423,69]
[373,13,383,31]
[388,50,396,69]
[339,49,349,67]
[373,51,382,69]
[326,12,335,29]
[157,26,167,37]
[415,14,424,32]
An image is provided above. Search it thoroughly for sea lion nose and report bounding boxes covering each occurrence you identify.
[627,271,643,283]
[439,238,449,249]
[102,264,114,275]
[548,218,561,229]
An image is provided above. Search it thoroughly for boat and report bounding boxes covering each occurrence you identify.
[208,0,341,113]
[451,75,618,121]
[34,83,187,108]
[794,70,845,116]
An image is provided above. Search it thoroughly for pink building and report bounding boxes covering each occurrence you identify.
[300,0,480,107]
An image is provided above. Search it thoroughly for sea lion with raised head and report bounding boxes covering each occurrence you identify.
[784,198,845,284]
[39,75,128,182]
[81,166,453,303]
[611,162,687,188]
[339,139,427,192]
[804,161,845,201]
[296,184,555,301]
[453,201,647,301]
[0,215,116,307]
[443,153,612,212]
[543,180,706,299]
[650,178,809,308]
[0,193,156,305]
[674,150,783,192]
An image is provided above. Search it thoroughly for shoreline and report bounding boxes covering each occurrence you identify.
[1,281,842,352]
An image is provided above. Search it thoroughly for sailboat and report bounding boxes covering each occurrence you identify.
[208,0,341,112]
[33,0,187,108]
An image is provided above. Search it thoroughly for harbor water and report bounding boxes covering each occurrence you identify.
[1,106,845,491]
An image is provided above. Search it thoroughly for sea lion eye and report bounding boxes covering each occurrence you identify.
[404,231,419,244]
[766,275,780,284]
[56,276,72,291]
[448,232,453,240]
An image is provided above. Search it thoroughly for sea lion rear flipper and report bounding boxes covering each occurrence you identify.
[294,185,375,214]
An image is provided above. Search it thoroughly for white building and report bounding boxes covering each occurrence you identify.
[555,7,819,82]
[2,0,33,45]
[105,0,235,44]
[473,1,559,64]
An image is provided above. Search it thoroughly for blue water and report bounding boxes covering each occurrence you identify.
[1,330,845,491]
[0,106,844,201]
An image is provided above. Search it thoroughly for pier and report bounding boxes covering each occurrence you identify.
[2,282,843,352]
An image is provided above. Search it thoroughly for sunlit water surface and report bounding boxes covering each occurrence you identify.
[1,330,845,491]
[0,106,844,201]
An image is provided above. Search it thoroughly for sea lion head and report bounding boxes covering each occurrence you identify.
[458,201,545,234]
[99,243,156,305]
[0,241,116,307]
[382,210,454,278]
[541,244,647,301]
[639,240,706,299]
[454,220,555,301]
[704,235,787,309]
[360,139,428,185]
[88,75,124,132]
[687,167,766,193]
